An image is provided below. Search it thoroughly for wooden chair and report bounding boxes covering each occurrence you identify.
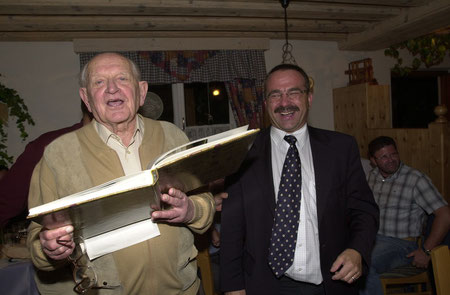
[430,245,450,295]
[379,236,432,295]
[380,268,431,295]
[195,233,218,295]
[197,247,217,295]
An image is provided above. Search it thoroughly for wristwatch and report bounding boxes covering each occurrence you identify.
[422,245,431,256]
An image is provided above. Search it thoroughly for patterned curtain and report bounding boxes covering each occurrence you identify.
[79,50,266,128]
[225,79,265,129]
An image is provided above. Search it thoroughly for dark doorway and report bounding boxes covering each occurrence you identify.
[391,71,444,128]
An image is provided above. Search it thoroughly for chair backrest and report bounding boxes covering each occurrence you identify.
[430,245,450,295]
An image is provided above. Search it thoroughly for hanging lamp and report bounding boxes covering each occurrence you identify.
[280,0,297,65]
[279,0,315,91]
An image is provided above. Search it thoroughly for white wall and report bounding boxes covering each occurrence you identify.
[0,40,415,164]
[1,42,81,162]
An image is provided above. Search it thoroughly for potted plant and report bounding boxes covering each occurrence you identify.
[0,75,35,167]
[384,33,449,76]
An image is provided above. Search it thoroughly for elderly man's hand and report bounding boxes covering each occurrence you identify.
[330,248,362,284]
[152,188,194,223]
[39,225,75,260]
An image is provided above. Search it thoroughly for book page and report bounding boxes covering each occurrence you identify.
[151,125,251,170]
[155,127,259,194]
[28,170,155,218]
[150,125,250,169]
[84,219,160,260]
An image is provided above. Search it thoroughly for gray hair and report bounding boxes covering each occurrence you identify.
[78,53,142,88]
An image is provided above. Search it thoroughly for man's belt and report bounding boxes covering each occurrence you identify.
[402,236,419,242]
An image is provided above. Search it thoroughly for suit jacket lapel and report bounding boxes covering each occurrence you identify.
[251,128,276,217]
[308,127,334,228]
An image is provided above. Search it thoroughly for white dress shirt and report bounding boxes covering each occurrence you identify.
[94,116,144,175]
[270,125,323,284]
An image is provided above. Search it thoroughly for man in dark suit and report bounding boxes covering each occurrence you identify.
[220,64,379,295]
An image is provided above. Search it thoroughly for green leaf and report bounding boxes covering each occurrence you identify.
[412,58,421,69]
[0,77,35,165]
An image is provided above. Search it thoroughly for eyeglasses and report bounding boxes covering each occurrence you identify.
[375,152,399,162]
[68,237,98,294]
[267,89,308,101]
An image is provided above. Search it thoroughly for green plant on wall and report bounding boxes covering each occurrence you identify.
[0,75,35,167]
[384,33,450,76]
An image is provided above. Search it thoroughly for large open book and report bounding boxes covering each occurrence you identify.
[28,125,259,259]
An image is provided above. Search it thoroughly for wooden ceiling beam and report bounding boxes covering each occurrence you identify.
[301,0,429,6]
[339,0,450,50]
[0,31,347,42]
[0,0,446,50]
[0,0,400,20]
[73,37,272,52]
[0,16,370,33]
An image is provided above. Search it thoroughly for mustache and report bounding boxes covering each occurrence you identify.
[274,105,300,113]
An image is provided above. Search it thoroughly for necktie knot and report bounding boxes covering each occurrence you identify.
[284,135,297,146]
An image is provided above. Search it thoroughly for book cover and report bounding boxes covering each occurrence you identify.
[28,125,259,258]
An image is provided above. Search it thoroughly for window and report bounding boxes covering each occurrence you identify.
[149,82,236,140]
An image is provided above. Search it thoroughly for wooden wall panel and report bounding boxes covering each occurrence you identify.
[366,84,391,129]
[333,84,368,154]
[440,74,450,121]
[429,122,450,203]
[334,83,391,158]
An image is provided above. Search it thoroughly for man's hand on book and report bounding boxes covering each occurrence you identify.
[151,188,194,223]
[214,192,228,212]
[209,178,228,211]
[39,225,75,260]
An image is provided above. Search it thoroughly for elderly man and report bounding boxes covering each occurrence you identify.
[359,136,450,295]
[220,64,379,295]
[27,53,215,295]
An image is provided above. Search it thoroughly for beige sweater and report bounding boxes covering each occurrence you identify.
[27,117,215,295]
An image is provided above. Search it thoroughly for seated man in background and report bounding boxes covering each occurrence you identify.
[359,136,450,295]
[27,52,215,294]
[0,103,91,228]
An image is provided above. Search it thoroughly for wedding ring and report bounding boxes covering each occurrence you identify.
[351,276,356,281]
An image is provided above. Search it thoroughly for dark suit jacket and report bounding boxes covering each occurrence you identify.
[220,126,379,295]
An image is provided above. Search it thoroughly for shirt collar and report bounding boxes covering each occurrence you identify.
[374,161,404,180]
[94,115,144,146]
[271,124,308,149]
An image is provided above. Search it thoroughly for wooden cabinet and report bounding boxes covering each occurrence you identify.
[333,83,391,158]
